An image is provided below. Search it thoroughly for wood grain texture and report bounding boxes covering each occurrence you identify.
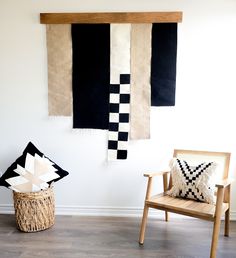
[40,12,183,24]
[144,171,170,177]
[146,193,229,221]
[0,215,235,258]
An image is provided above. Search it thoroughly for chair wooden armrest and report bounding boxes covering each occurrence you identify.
[143,171,170,178]
[143,171,170,200]
[215,178,234,188]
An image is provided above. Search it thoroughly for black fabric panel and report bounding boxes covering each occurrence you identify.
[72,24,110,129]
[151,23,177,106]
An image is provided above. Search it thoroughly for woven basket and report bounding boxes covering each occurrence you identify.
[13,187,55,232]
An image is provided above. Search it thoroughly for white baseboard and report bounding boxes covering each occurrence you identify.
[1,204,235,220]
[231,211,236,220]
[0,204,13,215]
[0,204,159,217]
[56,205,146,217]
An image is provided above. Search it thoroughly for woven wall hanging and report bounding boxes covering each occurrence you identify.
[41,12,183,160]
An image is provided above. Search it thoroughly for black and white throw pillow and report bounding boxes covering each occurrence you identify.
[0,142,69,192]
[167,158,217,204]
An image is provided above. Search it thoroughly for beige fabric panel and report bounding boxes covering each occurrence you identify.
[46,24,72,116]
[130,24,152,139]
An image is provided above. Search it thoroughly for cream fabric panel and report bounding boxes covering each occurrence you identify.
[130,24,152,139]
[46,24,72,116]
[110,24,131,84]
[108,24,131,161]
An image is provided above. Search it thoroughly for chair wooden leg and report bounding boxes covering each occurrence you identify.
[139,204,149,245]
[210,187,224,258]
[224,185,231,237]
[224,209,230,237]
[210,216,221,258]
[163,172,169,224]
[165,211,169,222]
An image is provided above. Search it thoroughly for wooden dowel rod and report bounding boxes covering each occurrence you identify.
[40,12,183,24]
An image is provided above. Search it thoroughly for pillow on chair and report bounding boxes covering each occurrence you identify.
[167,158,217,204]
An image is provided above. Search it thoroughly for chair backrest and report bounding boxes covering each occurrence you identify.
[169,149,231,189]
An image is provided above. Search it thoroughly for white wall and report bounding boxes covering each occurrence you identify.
[0,0,236,218]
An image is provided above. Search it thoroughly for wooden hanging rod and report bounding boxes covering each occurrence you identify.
[40,12,183,24]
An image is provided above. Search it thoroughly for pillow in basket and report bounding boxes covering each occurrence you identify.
[167,158,217,204]
[0,142,69,192]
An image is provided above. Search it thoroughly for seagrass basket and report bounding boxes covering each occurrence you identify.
[13,187,55,232]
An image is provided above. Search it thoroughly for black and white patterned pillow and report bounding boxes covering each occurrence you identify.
[167,158,217,204]
[0,142,69,192]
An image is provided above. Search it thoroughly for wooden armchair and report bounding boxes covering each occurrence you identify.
[139,149,234,258]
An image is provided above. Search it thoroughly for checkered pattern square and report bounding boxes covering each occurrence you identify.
[108,74,130,160]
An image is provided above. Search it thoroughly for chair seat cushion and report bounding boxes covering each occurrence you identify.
[167,158,217,204]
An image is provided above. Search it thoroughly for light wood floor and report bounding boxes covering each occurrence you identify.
[0,214,235,258]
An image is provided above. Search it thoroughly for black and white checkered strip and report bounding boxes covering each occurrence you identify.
[177,159,214,202]
[108,74,130,160]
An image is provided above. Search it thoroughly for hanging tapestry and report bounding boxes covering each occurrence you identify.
[46,24,72,116]
[46,22,178,160]
[151,23,177,106]
[71,24,110,129]
[130,24,152,140]
[108,24,131,160]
